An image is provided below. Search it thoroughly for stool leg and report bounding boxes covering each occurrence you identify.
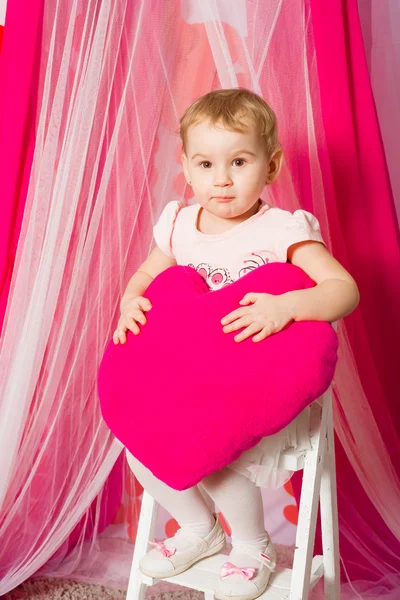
[127,581,146,600]
[319,401,340,600]
[290,403,328,600]
[126,490,157,600]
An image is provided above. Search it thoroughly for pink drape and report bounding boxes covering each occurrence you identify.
[0,0,122,556]
[0,0,43,335]
[291,0,400,583]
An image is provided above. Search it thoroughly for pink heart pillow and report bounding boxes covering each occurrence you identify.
[98,263,338,490]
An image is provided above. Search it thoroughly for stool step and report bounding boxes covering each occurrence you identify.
[142,553,324,598]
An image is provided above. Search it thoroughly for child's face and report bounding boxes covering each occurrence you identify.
[182,117,280,219]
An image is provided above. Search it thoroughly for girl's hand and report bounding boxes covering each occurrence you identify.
[221,293,294,343]
[113,296,152,344]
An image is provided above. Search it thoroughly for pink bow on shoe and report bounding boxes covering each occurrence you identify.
[220,561,256,580]
[149,540,176,558]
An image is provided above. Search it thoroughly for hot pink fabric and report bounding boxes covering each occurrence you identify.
[0,0,42,335]
[98,263,338,490]
[291,1,400,584]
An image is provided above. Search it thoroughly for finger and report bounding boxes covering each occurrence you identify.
[239,293,258,306]
[221,307,247,326]
[121,319,138,335]
[223,315,253,333]
[115,330,126,344]
[131,309,147,326]
[252,326,274,343]
[234,322,263,343]
[116,326,129,342]
[127,319,141,335]
[137,297,152,312]
[118,326,128,338]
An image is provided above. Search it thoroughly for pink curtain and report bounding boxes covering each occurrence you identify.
[291,0,400,584]
[0,0,122,560]
[0,0,43,334]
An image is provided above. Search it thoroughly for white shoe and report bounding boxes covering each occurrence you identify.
[139,513,226,578]
[214,538,277,600]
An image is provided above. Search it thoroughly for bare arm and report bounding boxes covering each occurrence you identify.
[113,246,176,344]
[120,245,176,311]
[221,240,360,343]
[284,241,360,322]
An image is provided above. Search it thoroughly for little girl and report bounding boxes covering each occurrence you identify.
[113,88,359,600]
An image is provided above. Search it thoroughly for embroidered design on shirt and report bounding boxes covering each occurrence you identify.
[188,263,234,291]
[237,250,278,278]
[188,250,279,291]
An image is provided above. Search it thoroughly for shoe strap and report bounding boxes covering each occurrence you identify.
[174,526,213,552]
[175,513,219,550]
[233,540,277,572]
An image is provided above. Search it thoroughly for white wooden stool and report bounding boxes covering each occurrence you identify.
[126,386,340,600]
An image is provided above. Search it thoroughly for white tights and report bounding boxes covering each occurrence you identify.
[125,449,269,563]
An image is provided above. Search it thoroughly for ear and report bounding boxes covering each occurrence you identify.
[181,153,191,185]
[266,148,284,184]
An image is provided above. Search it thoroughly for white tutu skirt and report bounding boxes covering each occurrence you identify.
[226,407,312,489]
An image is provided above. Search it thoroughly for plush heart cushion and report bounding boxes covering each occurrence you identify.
[98,263,338,491]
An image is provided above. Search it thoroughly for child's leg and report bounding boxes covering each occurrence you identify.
[125,449,216,540]
[200,465,270,569]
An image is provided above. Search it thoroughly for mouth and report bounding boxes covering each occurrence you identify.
[214,196,235,202]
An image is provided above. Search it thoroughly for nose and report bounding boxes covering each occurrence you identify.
[213,169,233,187]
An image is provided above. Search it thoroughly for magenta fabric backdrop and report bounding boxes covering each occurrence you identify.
[0,0,43,336]
[290,0,400,582]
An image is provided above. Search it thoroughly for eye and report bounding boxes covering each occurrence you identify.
[233,158,246,167]
[199,161,212,168]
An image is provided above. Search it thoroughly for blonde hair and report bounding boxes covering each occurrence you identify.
[179,88,281,157]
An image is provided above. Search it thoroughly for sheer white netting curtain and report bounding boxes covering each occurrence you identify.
[358,0,400,221]
[0,0,399,596]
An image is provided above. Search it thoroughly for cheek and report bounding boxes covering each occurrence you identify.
[193,172,211,189]
[235,167,264,185]
[251,172,268,191]
[237,175,264,194]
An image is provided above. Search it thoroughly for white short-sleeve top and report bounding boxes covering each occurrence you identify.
[153,200,325,291]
